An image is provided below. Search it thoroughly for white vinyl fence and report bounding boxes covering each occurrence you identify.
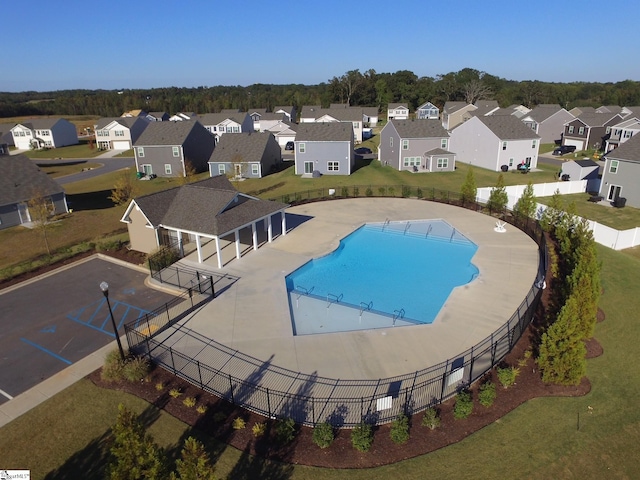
[478,180,640,250]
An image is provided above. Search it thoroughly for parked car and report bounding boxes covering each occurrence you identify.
[553,145,577,155]
[355,147,372,155]
[285,141,294,150]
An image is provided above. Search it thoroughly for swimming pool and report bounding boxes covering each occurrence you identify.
[286,220,479,334]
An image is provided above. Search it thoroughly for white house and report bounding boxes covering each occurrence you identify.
[11,118,78,150]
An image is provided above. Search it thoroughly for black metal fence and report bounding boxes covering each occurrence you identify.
[126,191,547,427]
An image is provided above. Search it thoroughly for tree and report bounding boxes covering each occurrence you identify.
[170,437,217,480]
[109,169,139,206]
[513,181,537,220]
[487,174,508,213]
[107,404,166,480]
[27,189,56,255]
[178,159,198,185]
[460,167,477,205]
[463,79,493,104]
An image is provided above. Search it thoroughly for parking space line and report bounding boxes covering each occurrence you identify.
[20,338,72,365]
[0,388,13,400]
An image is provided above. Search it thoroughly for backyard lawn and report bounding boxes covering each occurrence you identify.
[21,139,105,159]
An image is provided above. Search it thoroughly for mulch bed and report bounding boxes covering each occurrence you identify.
[5,246,603,468]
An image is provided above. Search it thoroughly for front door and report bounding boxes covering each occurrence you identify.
[18,203,30,223]
[607,184,621,201]
[304,161,314,174]
[143,164,153,175]
[235,164,243,177]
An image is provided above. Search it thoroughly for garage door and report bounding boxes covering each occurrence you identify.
[564,138,585,150]
[113,141,130,150]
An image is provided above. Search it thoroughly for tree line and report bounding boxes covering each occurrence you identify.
[1,68,640,119]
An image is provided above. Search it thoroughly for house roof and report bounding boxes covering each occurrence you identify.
[133,120,201,146]
[390,119,448,139]
[571,113,620,127]
[208,132,275,163]
[574,159,599,168]
[131,175,288,237]
[470,101,500,117]
[417,101,438,110]
[199,112,246,125]
[95,117,140,129]
[0,154,65,207]
[526,105,563,123]
[295,122,353,142]
[13,118,66,130]
[388,103,409,110]
[611,117,640,129]
[147,111,168,119]
[603,132,640,163]
[424,147,454,156]
[443,101,472,114]
[477,116,540,140]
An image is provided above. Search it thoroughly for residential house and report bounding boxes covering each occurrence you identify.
[120,175,289,268]
[145,112,170,122]
[362,106,379,127]
[562,113,622,151]
[199,112,254,143]
[568,106,596,117]
[599,133,640,207]
[469,100,500,118]
[294,122,354,175]
[387,103,410,120]
[133,120,215,177]
[604,117,640,151]
[169,112,199,122]
[416,101,440,120]
[595,105,623,115]
[560,159,600,192]
[441,101,476,130]
[520,105,575,144]
[94,116,150,150]
[298,106,363,143]
[449,115,540,171]
[0,153,68,230]
[0,123,15,146]
[208,132,282,179]
[10,118,78,150]
[121,109,146,118]
[273,105,297,123]
[379,119,454,172]
[264,120,297,148]
[250,110,287,132]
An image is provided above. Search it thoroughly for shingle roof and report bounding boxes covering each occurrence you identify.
[295,122,353,142]
[574,113,620,127]
[388,103,409,110]
[95,117,140,129]
[477,116,540,140]
[391,119,448,139]
[133,120,200,146]
[527,105,562,123]
[0,154,65,207]
[603,132,640,163]
[424,147,454,156]
[208,132,274,163]
[199,113,246,125]
[15,118,66,130]
[575,159,599,168]
[443,102,471,114]
[132,175,288,236]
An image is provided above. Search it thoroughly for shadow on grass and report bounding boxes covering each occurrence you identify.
[44,430,111,480]
[67,190,115,210]
[228,441,294,480]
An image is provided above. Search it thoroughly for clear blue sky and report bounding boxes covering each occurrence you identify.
[4,0,639,92]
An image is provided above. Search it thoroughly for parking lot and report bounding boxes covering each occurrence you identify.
[0,256,176,404]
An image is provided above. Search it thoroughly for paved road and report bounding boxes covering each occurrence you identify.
[34,156,136,185]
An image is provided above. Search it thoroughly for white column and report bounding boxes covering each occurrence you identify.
[176,230,184,257]
[281,211,287,236]
[196,235,203,263]
[252,222,258,250]
[234,230,241,259]
[267,215,273,243]
[215,236,222,269]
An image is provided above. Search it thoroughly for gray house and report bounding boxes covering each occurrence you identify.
[520,105,575,144]
[0,153,68,230]
[560,159,600,192]
[562,113,622,152]
[294,123,354,176]
[199,112,254,142]
[379,119,455,172]
[208,132,282,179]
[449,115,540,171]
[599,133,640,207]
[0,123,16,146]
[416,101,440,120]
[133,120,215,177]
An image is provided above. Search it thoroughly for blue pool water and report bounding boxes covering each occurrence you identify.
[286,220,479,332]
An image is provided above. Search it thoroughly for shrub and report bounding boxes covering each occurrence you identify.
[497,366,520,389]
[401,186,411,198]
[388,186,395,197]
[351,422,373,452]
[312,422,335,449]
[169,388,182,398]
[196,405,208,415]
[416,188,423,199]
[101,349,125,382]
[353,186,360,197]
[155,382,164,391]
[274,417,296,444]
[147,245,180,271]
[421,407,441,430]
[121,356,149,383]
[232,417,246,430]
[341,186,349,197]
[378,187,386,196]
[282,194,291,204]
[212,411,227,423]
[365,187,373,197]
[390,414,410,445]
[252,422,267,438]
[96,239,123,252]
[183,397,196,408]
[478,381,497,407]
[453,390,473,419]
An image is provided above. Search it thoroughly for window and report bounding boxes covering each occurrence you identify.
[353,122,359,129]
[251,164,259,175]
[327,161,339,171]
[624,130,633,139]
[390,137,393,148]
[115,130,124,137]
[172,146,180,157]
[437,158,449,169]
[233,126,240,133]
[578,126,585,135]
[44,141,53,147]
[299,143,305,153]
[606,126,611,134]
[25,130,31,136]
[568,126,574,134]
[509,158,514,167]
[403,157,420,167]
[609,160,619,174]
[137,147,145,157]
[441,138,448,149]
[218,164,225,175]
[164,164,172,175]
[532,140,536,149]
[402,140,409,150]
[502,141,507,150]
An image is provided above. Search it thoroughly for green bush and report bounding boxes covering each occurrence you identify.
[96,239,123,252]
[212,411,227,423]
[421,407,441,430]
[416,188,423,199]
[252,422,267,438]
[388,186,395,197]
[401,186,411,198]
[183,397,196,408]
[274,417,296,444]
[169,388,182,398]
[196,405,208,415]
[378,187,386,196]
[353,186,360,197]
[497,366,520,389]
[478,381,497,407]
[312,422,335,449]
[365,187,373,197]
[341,186,349,197]
[147,245,180,271]
[121,356,149,382]
[351,422,373,452]
[232,417,246,430]
[101,349,125,382]
[453,390,473,419]
[282,194,291,204]
[390,414,410,445]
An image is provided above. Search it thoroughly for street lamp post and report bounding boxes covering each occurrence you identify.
[100,281,126,361]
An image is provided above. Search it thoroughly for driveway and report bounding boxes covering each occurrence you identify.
[0,256,176,404]
[39,156,136,185]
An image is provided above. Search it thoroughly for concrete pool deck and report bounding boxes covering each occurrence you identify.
[156,198,540,381]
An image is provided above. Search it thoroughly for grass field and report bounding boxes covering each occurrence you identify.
[0,245,638,479]
[21,139,104,159]
[36,160,103,178]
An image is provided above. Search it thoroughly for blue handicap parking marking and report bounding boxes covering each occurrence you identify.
[123,288,136,295]
[20,338,72,365]
[66,298,151,337]
[40,325,57,333]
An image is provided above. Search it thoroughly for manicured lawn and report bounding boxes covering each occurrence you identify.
[21,139,104,159]
[1,245,638,479]
[36,160,103,178]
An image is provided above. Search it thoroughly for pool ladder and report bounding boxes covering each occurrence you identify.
[295,286,314,308]
[359,301,373,321]
[326,293,343,308]
[382,218,390,231]
[393,308,405,326]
